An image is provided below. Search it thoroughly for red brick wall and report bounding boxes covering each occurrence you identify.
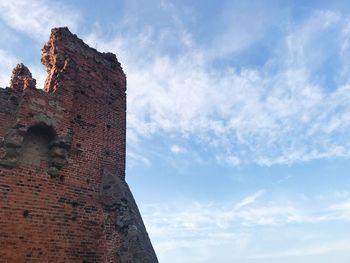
[0,28,157,263]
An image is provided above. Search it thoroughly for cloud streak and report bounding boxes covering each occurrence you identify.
[86,10,350,166]
[0,49,18,87]
[234,189,266,210]
[141,192,350,263]
[0,0,80,40]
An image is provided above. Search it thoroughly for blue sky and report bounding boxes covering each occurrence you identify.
[0,0,350,262]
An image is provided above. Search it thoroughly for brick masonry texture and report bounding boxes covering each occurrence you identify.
[0,27,158,263]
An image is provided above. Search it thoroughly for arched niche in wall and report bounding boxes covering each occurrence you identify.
[18,123,56,167]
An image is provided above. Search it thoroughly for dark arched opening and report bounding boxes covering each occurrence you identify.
[18,123,56,167]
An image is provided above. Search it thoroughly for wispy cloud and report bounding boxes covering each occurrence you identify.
[0,0,80,40]
[127,151,152,168]
[86,9,350,166]
[234,189,266,210]
[250,239,350,259]
[328,199,350,221]
[170,144,186,154]
[141,192,350,262]
[0,49,18,87]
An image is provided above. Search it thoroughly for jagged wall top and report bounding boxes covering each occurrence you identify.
[41,27,125,93]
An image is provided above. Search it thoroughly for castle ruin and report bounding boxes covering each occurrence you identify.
[0,27,158,263]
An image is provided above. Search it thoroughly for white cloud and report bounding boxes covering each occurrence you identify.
[85,10,350,166]
[0,49,17,87]
[328,199,350,221]
[170,144,186,154]
[127,151,152,168]
[0,0,80,40]
[216,153,242,166]
[141,193,350,263]
[334,191,350,199]
[205,1,274,59]
[234,189,266,210]
[29,64,47,90]
[250,239,350,259]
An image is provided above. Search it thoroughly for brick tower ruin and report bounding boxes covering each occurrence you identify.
[0,27,158,263]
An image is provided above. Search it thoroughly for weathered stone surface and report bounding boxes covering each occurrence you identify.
[102,172,158,263]
[0,157,17,168]
[0,27,157,263]
[47,166,60,178]
[10,63,36,91]
[4,129,23,148]
[50,146,67,158]
[50,135,72,149]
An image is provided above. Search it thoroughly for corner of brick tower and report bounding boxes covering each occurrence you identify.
[0,27,158,263]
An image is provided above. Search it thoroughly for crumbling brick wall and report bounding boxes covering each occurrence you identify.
[0,27,158,263]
